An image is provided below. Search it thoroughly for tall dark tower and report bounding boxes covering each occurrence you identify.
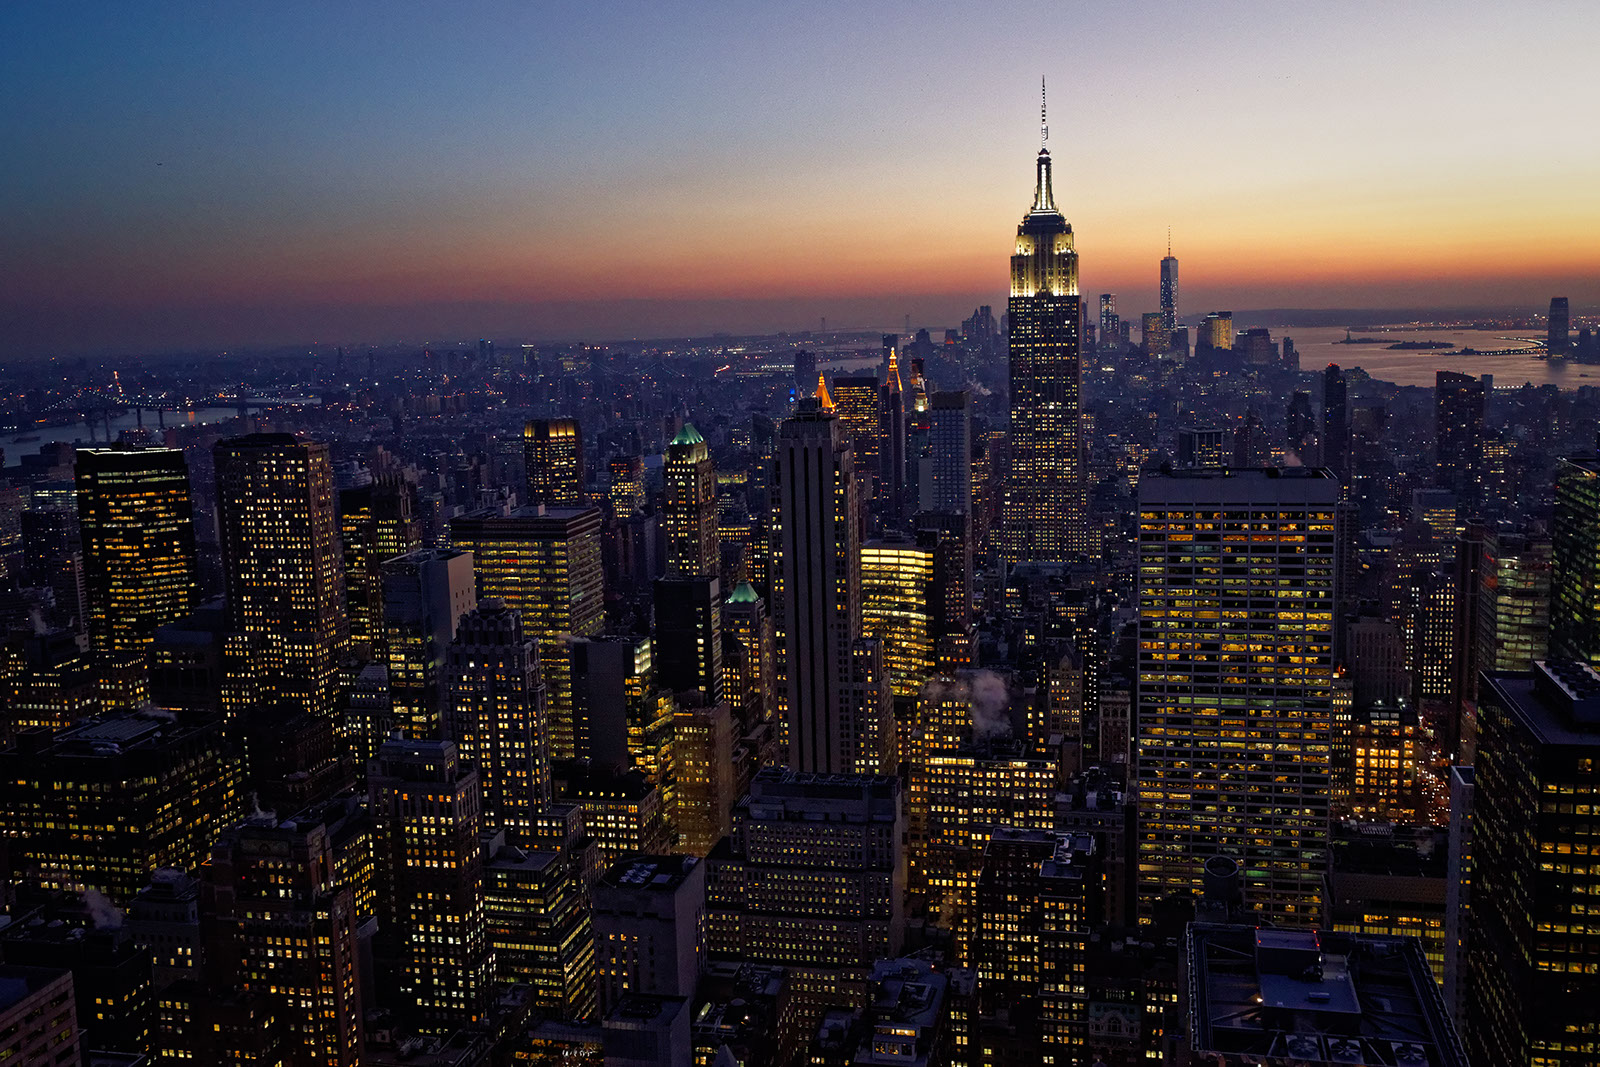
[1322,364,1350,493]
[656,424,723,702]
[1002,81,1086,564]
[1436,371,1486,503]
[1160,233,1179,332]
[881,349,907,523]
[1548,296,1571,355]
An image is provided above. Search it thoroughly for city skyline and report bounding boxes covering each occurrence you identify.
[3,1,1598,356]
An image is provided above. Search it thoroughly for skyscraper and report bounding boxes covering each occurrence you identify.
[75,446,199,654]
[1322,364,1350,492]
[381,547,477,737]
[771,393,889,775]
[1551,456,1600,668]
[523,418,584,506]
[215,434,349,716]
[1160,244,1179,332]
[1469,663,1600,1067]
[830,374,882,500]
[1136,469,1338,926]
[1548,296,1570,355]
[880,351,908,523]
[1098,293,1118,351]
[1436,370,1486,501]
[203,815,364,1066]
[444,600,552,838]
[1002,106,1087,563]
[368,737,493,1027]
[339,477,421,662]
[927,389,972,517]
[450,506,605,760]
[663,424,717,576]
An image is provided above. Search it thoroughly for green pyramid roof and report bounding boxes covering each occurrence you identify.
[727,581,759,604]
[670,423,704,446]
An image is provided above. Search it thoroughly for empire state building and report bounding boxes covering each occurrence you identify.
[1002,96,1087,563]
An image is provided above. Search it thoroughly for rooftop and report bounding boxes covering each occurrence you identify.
[1187,924,1467,1067]
[598,854,698,894]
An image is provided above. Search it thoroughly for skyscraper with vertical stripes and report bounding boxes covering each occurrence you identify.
[1002,101,1087,563]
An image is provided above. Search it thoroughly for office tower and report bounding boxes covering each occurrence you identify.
[368,737,493,1027]
[1175,427,1231,468]
[0,967,80,1067]
[663,425,717,576]
[1003,118,1087,563]
[483,831,597,1020]
[342,662,393,773]
[215,434,348,716]
[1444,765,1474,1031]
[903,360,932,522]
[74,446,198,654]
[203,816,363,1066]
[1136,469,1338,926]
[830,375,882,498]
[917,515,975,670]
[1160,246,1179,331]
[1286,390,1316,461]
[381,547,476,737]
[1548,296,1571,355]
[880,351,908,523]
[524,418,584,506]
[553,762,670,861]
[593,855,706,1014]
[1551,457,1600,667]
[1233,408,1267,466]
[704,769,905,1036]
[669,696,736,855]
[1470,663,1600,1067]
[861,536,935,700]
[1324,826,1449,982]
[444,600,551,838]
[1322,364,1350,491]
[1475,530,1551,672]
[1185,925,1467,1066]
[927,389,972,516]
[0,709,241,904]
[1141,311,1168,356]
[450,505,605,760]
[654,574,724,704]
[772,396,889,775]
[1198,311,1234,352]
[1435,371,1486,501]
[608,453,646,516]
[339,477,421,662]
[972,829,1103,1059]
[1097,293,1118,352]
[22,504,85,631]
[793,350,817,396]
[723,580,776,728]
[1242,327,1275,365]
[127,869,203,992]
[237,701,353,815]
[570,634,656,770]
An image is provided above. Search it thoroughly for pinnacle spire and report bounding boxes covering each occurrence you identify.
[887,347,903,393]
[1031,76,1056,213]
[1041,76,1048,151]
[816,373,834,411]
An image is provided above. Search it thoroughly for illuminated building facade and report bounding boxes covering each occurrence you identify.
[381,547,476,737]
[722,580,776,730]
[669,695,735,856]
[483,834,596,1020]
[704,769,905,1038]
[556,764,670,863]
[1551,456,1600,668]
[772,394,890,775]
[1160,249,1179,332]
[608,453,646,516]
[75,446,199,655]
[880,350,908,523]
[655,573,724,705]
[861,538,935,700]
[367,737,493,1027]
[1468,662,1600,1067]
[1476,529,1551,674]
[1003,120,1087,563]
[0,710,242,904]
[203,816,364,1066]
[1199,311,1234,352]
[663,424,718,576]
[1142,311,1169,357]
[830,375,882,499]
[450,506,604,760]
[444,600,551,839]
[524,418,584,506]
[338,477,421,662]
[1135,469,1337,926]
[215,434,349,716]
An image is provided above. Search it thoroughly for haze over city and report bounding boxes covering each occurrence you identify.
[3,0,1597,355]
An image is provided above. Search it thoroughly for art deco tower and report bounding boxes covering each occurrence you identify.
[1002,86,1087,563]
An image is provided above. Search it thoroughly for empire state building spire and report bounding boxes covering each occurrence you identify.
[1002,80,1089,563]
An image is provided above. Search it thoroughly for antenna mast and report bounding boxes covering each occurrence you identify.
[1041,76,1048,149]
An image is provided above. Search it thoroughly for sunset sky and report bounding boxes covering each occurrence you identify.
[3,0,1597,355]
